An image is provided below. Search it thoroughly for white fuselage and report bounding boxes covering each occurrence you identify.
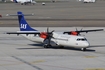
[21,32,90,48]
[14,0,36,4]
[83,0,95,3]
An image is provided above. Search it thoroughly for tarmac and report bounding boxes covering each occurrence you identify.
[0,27,105,70]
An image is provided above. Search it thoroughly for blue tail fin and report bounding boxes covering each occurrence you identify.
[17,11,37,31]
[14,0,18,3]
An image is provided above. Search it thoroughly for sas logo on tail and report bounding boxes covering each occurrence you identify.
[20,24,27,29]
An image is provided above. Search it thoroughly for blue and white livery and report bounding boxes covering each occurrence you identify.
[6,11,104,51]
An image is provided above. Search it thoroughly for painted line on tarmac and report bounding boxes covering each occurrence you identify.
[0,22,3,24]
[0,59,44,66]
[11,56,43,70]
[85,68,105,70]
[84,56,97,58]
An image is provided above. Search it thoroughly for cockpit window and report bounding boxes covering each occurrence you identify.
[77,38,87,41]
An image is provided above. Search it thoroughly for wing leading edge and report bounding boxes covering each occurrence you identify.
[63,29,104,35]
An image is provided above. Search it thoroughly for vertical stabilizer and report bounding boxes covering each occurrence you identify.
[17,11,37,31]
[14,0,18,3]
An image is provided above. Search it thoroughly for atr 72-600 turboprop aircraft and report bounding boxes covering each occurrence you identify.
[6,11,104,51]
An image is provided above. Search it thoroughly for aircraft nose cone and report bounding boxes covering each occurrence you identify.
[84,43,90,47]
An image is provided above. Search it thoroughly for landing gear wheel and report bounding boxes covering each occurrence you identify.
[44,44,48,48]
[81,48,86,51]
[60,46,64,48]
[43,44,52,48]
[21,3,23,5]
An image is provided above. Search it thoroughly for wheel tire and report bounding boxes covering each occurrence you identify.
[21,3,23,5]
[44,44,49,48]
[44,45,47,48]
[81,48,86,51]
[60,46,64,48]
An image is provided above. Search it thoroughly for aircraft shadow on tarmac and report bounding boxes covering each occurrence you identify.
[17,44,105,52]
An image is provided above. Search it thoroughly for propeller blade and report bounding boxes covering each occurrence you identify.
[51,30,54,33]
[80,28,83,31]
[47,27,49,33]
[43,27,55,48]
[76,28,78,31]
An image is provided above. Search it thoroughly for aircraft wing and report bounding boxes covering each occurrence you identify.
[63,29,104,35]
[6,29,104,35]
[76,29,104,33]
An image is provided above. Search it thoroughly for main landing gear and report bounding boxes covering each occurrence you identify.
[43,44,52,48]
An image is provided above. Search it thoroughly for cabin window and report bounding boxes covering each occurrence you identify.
[77,38,87,41]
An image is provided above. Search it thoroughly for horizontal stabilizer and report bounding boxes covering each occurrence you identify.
[6,13,34,16]
[7,31,40,34]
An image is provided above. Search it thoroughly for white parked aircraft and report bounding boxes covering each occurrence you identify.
[83,0,95,3]
[11,0,36,5]
[6,11,104,51]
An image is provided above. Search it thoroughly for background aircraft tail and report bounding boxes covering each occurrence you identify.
[14,0,18,3]
[17,11,37,31]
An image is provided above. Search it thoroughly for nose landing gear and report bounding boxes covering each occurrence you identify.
[81,48,86,51]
